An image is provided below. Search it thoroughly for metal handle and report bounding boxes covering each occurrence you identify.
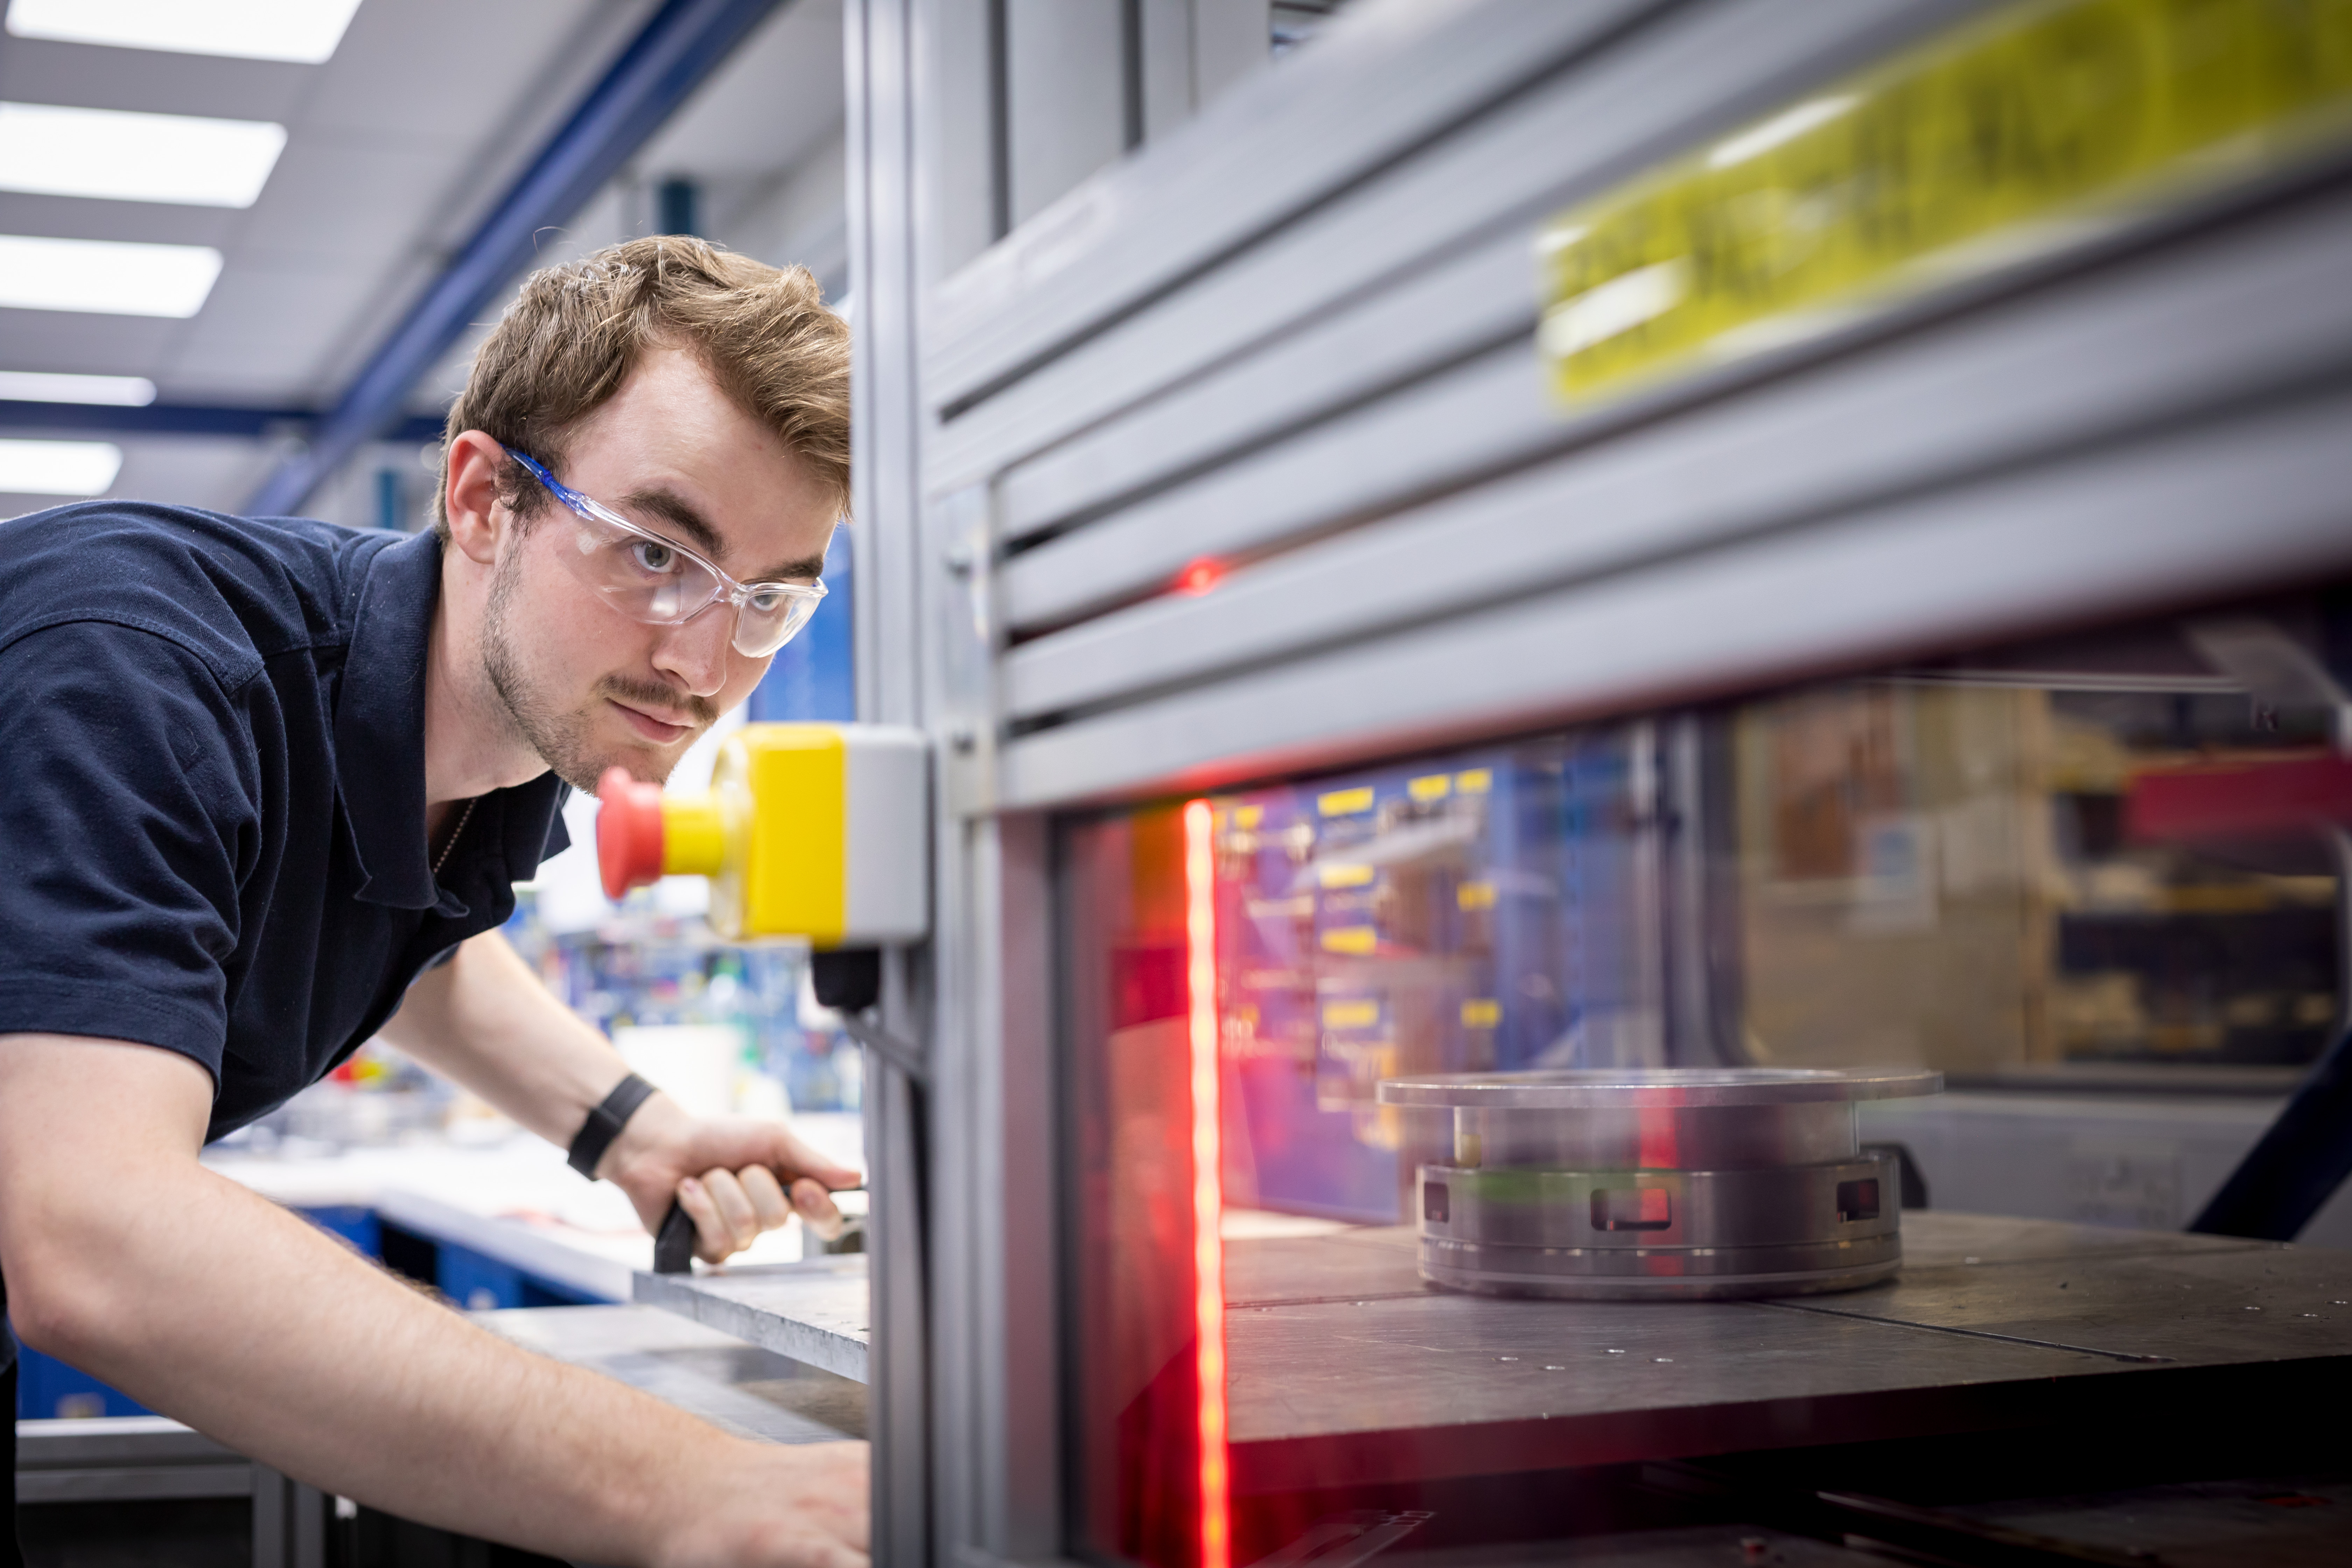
[653,1198,696,1274]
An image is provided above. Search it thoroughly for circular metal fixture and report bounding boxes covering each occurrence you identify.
[1376,1068,1943,1301]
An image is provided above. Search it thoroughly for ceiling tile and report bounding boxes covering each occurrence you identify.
[108,435,282,512]
[0,307,190,376]
[0,189,239,246]
[227,135,456,261]
[0,38,310,121]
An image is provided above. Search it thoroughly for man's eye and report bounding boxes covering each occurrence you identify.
[748,587,788,614]
[630,539,678,574]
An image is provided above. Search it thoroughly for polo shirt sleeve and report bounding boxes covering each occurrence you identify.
[0,620,262,1084]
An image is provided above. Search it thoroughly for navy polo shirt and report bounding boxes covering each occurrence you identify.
[0,503,568,1403]
[0,503,570,1130]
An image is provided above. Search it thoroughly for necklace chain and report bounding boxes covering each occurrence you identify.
[432,797,479,879]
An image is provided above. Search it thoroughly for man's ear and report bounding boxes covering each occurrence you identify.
[443,431,509,567]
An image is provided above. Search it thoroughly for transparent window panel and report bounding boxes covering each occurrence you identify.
[1059,596,2351,1565]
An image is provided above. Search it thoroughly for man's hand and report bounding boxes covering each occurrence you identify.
[602,1090,863,1264]
[655,1440,868,1568]
[380,933,864,1267]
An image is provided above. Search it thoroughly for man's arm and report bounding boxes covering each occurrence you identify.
[0,1032,863,1567]
[379,930,860,1260]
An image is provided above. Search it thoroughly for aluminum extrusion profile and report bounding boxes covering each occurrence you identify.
[998,180,2352,719]
[923,0,1673,414]
[923,0,1985,500]
[997,390,2352,808]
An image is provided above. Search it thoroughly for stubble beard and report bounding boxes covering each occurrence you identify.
[482,543,709,792]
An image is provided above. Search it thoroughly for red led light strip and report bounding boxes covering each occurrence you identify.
[1183,798,1230,1568]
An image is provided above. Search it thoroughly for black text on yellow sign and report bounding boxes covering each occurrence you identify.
[1537,0,2352,407]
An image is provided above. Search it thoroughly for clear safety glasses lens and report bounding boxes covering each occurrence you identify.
[547,488,826,657]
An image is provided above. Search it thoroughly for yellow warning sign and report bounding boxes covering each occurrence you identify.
[1537,0,2352,406]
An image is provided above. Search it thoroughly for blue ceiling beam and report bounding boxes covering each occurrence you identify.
[246,0,788,517]
[0,401,443,443]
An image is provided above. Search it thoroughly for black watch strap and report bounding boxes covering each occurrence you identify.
[568,1072,659,1179]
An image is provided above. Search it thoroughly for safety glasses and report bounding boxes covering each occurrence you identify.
[505,448,826,659]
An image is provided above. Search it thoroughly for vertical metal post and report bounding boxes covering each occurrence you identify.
[846,2,933,1564]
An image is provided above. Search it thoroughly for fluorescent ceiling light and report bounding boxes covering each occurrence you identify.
[0,438,122,495]
[0,234,223,316]
[0,102,287,207]
[4,0,365,64]
[0,370,156,405]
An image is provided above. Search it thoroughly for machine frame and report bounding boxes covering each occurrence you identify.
[839,2,2352,1563]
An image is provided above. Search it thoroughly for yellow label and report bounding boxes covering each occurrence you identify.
[1233,804,1264,829]
[1322,1000,1381,1029]
[1320,926,1378,955]
[1455,769,1492,794]
[1408,773,1452,802]
[1461,999,1502,1029]
[1318,786,1376,817]
[728,724,847,944]
[1317,861,1376,889]
[1457,880,1497,911]
[1537,0,2352,407]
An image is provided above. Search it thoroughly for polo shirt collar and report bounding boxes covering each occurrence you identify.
[335,530,568,911]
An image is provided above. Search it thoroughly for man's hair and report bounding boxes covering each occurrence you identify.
[431,235,849,538]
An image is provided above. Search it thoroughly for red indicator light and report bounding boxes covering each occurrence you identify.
[1176,558,1224,596]
[1182,798,1229,1568]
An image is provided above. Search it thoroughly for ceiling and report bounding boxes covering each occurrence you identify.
[0,0,847,524]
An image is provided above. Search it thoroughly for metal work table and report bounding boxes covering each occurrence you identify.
[629,1253,871,1383]
[1222,1211,2352,1494]
[477,1303,865,1443]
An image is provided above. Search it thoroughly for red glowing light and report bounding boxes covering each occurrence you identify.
[1176,558,1225,596]
[1182,797,1229,1568]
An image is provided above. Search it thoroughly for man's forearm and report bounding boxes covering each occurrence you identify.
[379,929,632,1148]
[0,1035,846,1563]
[22,1161,726,1555]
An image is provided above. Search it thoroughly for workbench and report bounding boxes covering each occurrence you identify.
[1219,1211,2352,1491]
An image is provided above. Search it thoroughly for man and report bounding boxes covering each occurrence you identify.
[0,237,869,1566]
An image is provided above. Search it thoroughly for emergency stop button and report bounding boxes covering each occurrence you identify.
[596,767,666,899]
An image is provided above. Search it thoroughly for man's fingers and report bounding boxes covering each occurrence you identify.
[791,1176,845,1241]
[767,1124,863,1191]
[698,1167,764,1256]
[674,1176,732,1263]
[737,1164,793,1234]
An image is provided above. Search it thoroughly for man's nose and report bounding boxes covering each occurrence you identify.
[650,604,733,698]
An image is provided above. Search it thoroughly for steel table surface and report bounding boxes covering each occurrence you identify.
[1222,1211,2352,1493]
[476,1303,865,1444]
[630,1253,870,1383]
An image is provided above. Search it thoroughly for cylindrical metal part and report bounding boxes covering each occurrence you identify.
[1452,1100,1857,1170]
[1379,1068,1941,1301]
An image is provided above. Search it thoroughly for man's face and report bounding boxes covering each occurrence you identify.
[481,346,839,792]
